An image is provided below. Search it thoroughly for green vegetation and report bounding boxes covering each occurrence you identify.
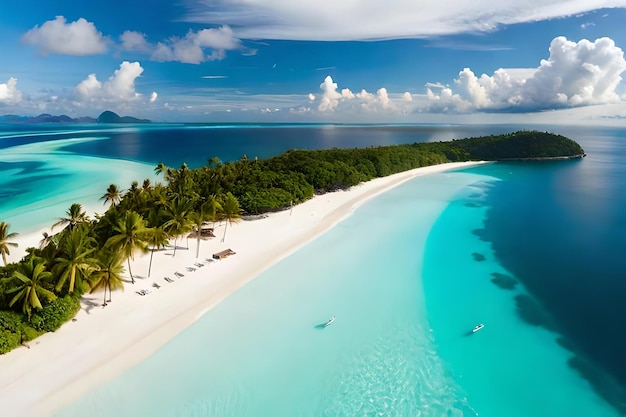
[0,130,584,353]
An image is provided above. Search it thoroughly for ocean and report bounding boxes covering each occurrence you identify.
[1,123,624,416]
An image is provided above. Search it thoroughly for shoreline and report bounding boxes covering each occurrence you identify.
[0,161,488,417]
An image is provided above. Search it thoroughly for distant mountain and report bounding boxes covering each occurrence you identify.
[0,113,96,124]
[0,111,150,124]
[27,114,97,124]
[97,111,151,124]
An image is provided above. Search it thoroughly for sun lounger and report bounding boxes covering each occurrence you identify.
[164,277,174,283]
[212,249,236,260]
[152,283,161,289]
[174,271,185,277]
[186,267,197,272]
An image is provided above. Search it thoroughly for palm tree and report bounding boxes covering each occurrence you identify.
[189,206,211,259]
[90,248,125,306]
[144,226,169,277]
[52,203,89,231]
[100,184,122,208]
[162,198,194,257]
[154,162,167,177]
[105,211,148,284]
[205,194,222,229]
[0,221,19,266]
[219,192,242,242]
[53,226,97,294]
[5,257,56,319]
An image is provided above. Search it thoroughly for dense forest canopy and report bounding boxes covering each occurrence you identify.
[0,130,584,353]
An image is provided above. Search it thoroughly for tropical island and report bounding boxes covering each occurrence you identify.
[0,130,583,355]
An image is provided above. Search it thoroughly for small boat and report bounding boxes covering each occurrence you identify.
[324,316,336,327]
[472,324,484,333]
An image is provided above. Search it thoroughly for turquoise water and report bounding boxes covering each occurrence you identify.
[423,178,617,416]
[0,136,157,235]
[55,169,617,416]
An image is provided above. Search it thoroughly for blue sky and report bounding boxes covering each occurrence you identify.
[2,1,626,124]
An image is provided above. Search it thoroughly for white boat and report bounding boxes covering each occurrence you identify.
[324,316,336,327]
[472,324,484,333]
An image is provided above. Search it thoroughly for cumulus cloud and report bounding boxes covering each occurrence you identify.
[149,91,158,103]
[22,16,108,55]
[426,36,626,112]
[183,1,626,41]
[0,77,23,104]
[403,92,413,101]
[149,26,240,64]
[312,76,412,113]
[74,61,154,105]
[317,76,343,111]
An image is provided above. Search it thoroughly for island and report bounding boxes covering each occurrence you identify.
[0,130,584,355]
[96,110,151,124]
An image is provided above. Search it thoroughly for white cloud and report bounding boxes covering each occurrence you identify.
[183,1,626,41]
[403,92,413,101]
[290,106,312,114]
[150,92,158,103]
[317,76,342,111]
[22,16,108,55]
[0,77,23,104]
[120,31,152,52]
[377,88,391,109]
[426,36,626,112]
[74,61,153,105]
[312,76,413,113]
[150,26,240,64]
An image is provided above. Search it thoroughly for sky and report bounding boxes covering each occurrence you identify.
[2,1,626,124]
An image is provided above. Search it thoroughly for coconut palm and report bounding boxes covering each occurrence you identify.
[219,192,242,242]
[154,162,167,176]
[205,194,222,228]
[188,205,212,259]
[162,198,194,257]
[100,184,122,208]
[90,248,125,306]
[0,221,19,266]
[5,257,56,319]
[144,226,169,277]
[105,211,148,284]
[52,203,89,231]
[53,226,97,294]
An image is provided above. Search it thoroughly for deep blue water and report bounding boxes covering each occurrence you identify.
[457,127,626,410]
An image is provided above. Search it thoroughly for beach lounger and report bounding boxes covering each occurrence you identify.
[164,277,174,283]
[152,283,161,289]
[174,272,185,277]
[186,267,197,272]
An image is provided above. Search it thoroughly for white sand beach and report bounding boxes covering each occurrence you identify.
[0,161,487,417]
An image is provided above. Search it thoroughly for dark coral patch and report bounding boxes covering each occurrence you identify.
[490,272,518,290]
[472,252,486,262]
